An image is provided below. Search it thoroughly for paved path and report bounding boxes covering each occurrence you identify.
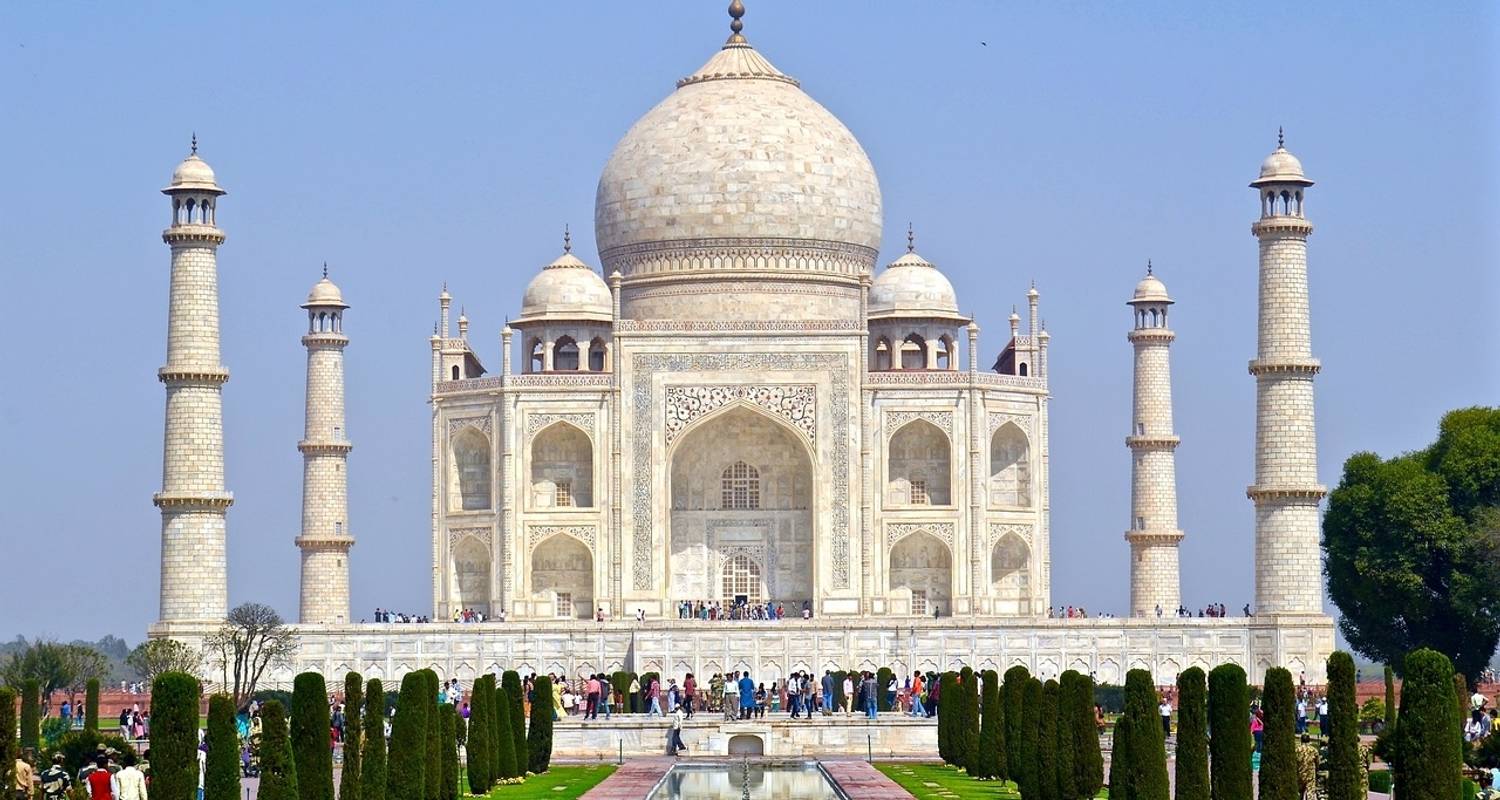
[579,757,674,799]
[820,759,913,798]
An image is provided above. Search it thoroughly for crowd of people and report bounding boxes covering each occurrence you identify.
[371,608,432,623]
[673,599,813,621]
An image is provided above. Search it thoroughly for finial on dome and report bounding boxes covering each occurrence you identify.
[322,261,329,279]
[727,0,746,43]
[906,222,915,253]
[1146,258,1153,276]
[190,132,198,156]
[563,224,572,253]
[1277,126,1285,149]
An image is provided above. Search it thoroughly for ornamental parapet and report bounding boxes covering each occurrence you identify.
[1250,217,1315,237]
[434,373,614,396]
[301,333,349,348]
[161,225,226,245]
[1125,435,1180,450]
[866,371,1047,391]
[158,366,230,385]
[601,236,878,282]
[294,535,353,550]
[298,441,353,455]
[153,491,234,510]
[617,319,863,334]
[1248,358,1321,376]
[1124,529,1184,545]
[1126,328,1176,343]
[1246,485,1328,502]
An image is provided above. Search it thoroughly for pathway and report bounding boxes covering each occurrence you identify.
[578,757,674,799]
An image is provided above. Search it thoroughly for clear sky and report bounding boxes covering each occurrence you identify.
[1,1,1494,643]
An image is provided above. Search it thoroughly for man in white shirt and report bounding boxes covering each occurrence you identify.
[115,755,146,800]
[1296,696,1308,734]
[1158,697,1173,738]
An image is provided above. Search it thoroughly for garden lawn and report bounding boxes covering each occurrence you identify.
[476,765,617,799]
[875,763,1108,799]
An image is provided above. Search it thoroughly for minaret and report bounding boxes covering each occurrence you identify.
[1248,131,1324,615]
[1125,263,1183,617]
[297,267,353,624]
[154,138,232,624]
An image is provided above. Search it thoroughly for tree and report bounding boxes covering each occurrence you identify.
[151,671,202,800]
[438,705,457,800]
[1036,679,1060,800]
[422,672,441,800]
[387,672,428,800]
[126,639,202,684]
[501,671,526,771]
[485,675,502,782]
[205,694,241,800]
[1110,669,1169,800]
[1394,648,1461,800]
[526,675,554,774]
[465,675,491,791]
[340,673,364,800]
[290,672,334,800]
[877,667,895,712]
[1325,653,1362,800]
[1106,696,1128,800]
[1054,677,1075,800]
[936,672,956,765]
[1174,667,1208,800]
[360,679,387,800]
[204,603,296,707]
[1324,408,1500,680]
[957,666,978,774]
[0,688,16,796]
[84,679,99,731]
[1068,671,1103,799]
[258,701,300,800]
[1208,664,1252,800]
[974,669,1003,780]
[1018,677,1041,800]
[1,640,108,701]
[1003,665,1029,783]
[1384,665,1397,730]
[20,679,40,751]
[493,681,520,779]
[1259,667,1297,800]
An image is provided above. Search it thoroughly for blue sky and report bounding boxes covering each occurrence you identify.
[0,1,1494,642]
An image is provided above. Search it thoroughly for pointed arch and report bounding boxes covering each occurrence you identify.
[530,531,593,619]
[587,336,607,372]
[900,333,927,370]
[553,335,579,371]
[889,530,952,616]
[989,422,1032,507]
[990,531,1031,615]
[887,419,951,505]
[874,336,892,371]
[530,421,593,508]
[528,338,544,373]
[452,535,491,615]
[450,426,491,510]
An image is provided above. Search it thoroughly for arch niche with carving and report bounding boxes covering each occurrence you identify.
[668,405,814,609]
[451,536,491,615]
[450,426,492,511]
[990,531,1031,615]
[889,529,952,616]
[989,423,1031,507]
[887,419,952,506]
[530,422,593,508]
[530,533,594,619]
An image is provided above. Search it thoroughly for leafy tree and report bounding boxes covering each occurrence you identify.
[422,671,441,800]
[290,673,334,800]
[84,679,99,731]
[1173,667,1208,800]
[877,667,894,712]
[360,679,386,800]
[484,675,502,783]
[1003,665,1029,783]
[937,672,956,765]
[1111,669,1169,800]
[526,675,554,774]
[340,673,363,800]
[1259,668,1297,800]
[1106,698,1128,800]
[1017,678,1041,800]
[47,729,134,774]
[1054,676,1075,799]
[0,688,16,795]
[387,672,428,800]
[151,671,202,800]
[1324,408,1500,680]
[1067,671,1103,799]
[1036,679,1060,800]
[957,666,978,774]
[205,694,241,800]
[1208,664,1251,800]
[1384,665,1397,729]
[493,681,520,779]
[501,671,526,770]
[257,701,300,800]
[1394,648,1462,800]
[204,603,296,707]
[1325,653,1363,800]
[126,639,202,684]
[1,641,108,700]
[975,669,1003,780]
[20,679,40,751]
[464,675,490,791]
[438,705,457,800]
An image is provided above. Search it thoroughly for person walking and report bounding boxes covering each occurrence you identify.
[666,706,687,756]
[648,675,662,717]
[83,755,113,800]
[682,673,696,719]
[738,672,755,721]
[39,755,71,800]
[909,672,926,717]
[15,751,36,800]
[800,673,814,721]
[722,672,739,721]
[841,674,854,716]
[1296,694,1308,735]
[821,671,834,716]
[1159,695,1173,738]
[113,754,145,800]
[862,672,879,719]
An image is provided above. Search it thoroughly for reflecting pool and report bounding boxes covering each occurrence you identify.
[647,761,844,799]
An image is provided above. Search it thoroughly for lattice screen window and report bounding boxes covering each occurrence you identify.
[555,481,573,507]
[910,479,929,505]
[911,589,928,616]
[556,592,573,618]
[720,461,761,510]
[721,553,762,604]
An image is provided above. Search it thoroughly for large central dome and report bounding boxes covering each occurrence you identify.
[594,7,883,321]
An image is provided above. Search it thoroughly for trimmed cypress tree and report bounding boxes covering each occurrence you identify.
[438,705,457,800]
[361,679,387,800]
[975,670,1003,780]
[936,672,956,765]
[493,682,519,779]
[526,675,554,774]
[1173,667,1208,800]
[259,701,300,800]
[1017,678,1042,800]
[1069,671,1103,799]
[486,676,504,782]
[84,679,99,732]
[1056,675,1078,800]
[1036,679,1061,800]
[1115,669,1169,800]
[1106,701,1128,800]
[957,666,978,774]
[1003,666,1029,783]
[151,671,202,800]
[501,671,527,773]
[464,676,490,792]
[341,673,364,800]
[877,667,895,712]
[1258,667,1297,800]
[1325,652,1362,800]
[0,688,17,797]
[205,694,241,800]
[422,671,441,800]
[1208,663,1252,800]
[291,672,334,800]
[20,679,40,751]
[387,672,428,800]
[1393,648,1461,800]
[1383,664,1397,730]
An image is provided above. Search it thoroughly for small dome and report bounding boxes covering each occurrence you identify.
[1250,137,1313,187]
[1129,270,1173,305]
[517,251,612,323]
[868,251,964,320]
[163,153,225,195]
[302,275,348,309]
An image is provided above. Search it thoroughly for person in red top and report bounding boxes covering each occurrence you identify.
[682,674,696,719]
[85,756,114,800]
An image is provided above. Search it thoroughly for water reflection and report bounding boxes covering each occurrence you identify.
[648,763,842,799]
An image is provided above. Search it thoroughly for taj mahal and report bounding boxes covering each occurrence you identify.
[148,3,1335,690]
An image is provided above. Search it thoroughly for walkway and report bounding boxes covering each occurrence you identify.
[578,757,673,799]
[820,759,914,798]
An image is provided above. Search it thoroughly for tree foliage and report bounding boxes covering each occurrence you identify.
[937,672,957,765]
[0,688,16,795]
[1109,669,1169,800]
[1258,668,1298,800]
[204,603,296,707]
[1324,407,1500,679]
[465,675,491,791]
[1003,666,1029,783]
[20,679,40,751]
[387,672,428,800]
[1,640,109,699]
[1035,679,1060,800]
[493,680,520,779]
[438,705,457,800]
[360,679,386,800]
[1173,667,1208,800]
[205,694,241,800]
[151,672,202,800]
[1394,648,1461,800]
[1067,671,1103,799]
[1325,653,1363,800]
[1208,664,1251,800]
[422,672,441,800]
[340,673,364,800]
[957,666,978,774]
[974,669,1004,781]
[126,639,202,684]
[258,701,300,800]
[1018,678,1042,800]
[501,671,526,771]
[526,675,554,774]
[291,673,334,800]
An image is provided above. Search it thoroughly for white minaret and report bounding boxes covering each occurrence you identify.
[1248,130,1324,615]
[1125,263,1183,617]
[155,138,232,624]
[297,267,353,624]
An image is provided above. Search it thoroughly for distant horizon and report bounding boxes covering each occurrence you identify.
[0,1,1494,642]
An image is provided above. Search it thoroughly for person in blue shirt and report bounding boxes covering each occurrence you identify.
[821,671,834,716]
[737,673,755,720]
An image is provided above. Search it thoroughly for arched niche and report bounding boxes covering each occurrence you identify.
[531,534,593,619]
[989,423,1031,507]
[990,532,1031,615]
[887,419,951,506]
[452,536,491,615]
[530,422,593,508]
[889,530,952,616]
[450,427,492,511]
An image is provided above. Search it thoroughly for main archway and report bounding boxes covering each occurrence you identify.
[668,406,814,610]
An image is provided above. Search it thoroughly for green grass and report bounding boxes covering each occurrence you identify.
[473,765,617,799]
[875,763,1108,799]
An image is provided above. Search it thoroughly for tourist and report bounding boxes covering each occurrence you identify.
[584,674,600,720]
[909,672,926,717]
[928,674,940,719]
[822,671,835,715]
[39,755,70,800]
[738,672,755,720]
[1250,705,1265,752]
[14,751,36,800]
[755,684,768,718]
[800,673,814,720]
[74,704,84,729]
[1095,704,1107,734]
[1315,694,1328,735]
[648,675,663,717]
[862,672,878,719]
[787,674,802,719]
[723,672,739,721]
[1158,694,1173,738]
[840,673,854,716]
[667,706,687,757]
[682,673,696,718]
[83,755,113,800]
[1295,694,1308,734]
[551,676,564,721]
[886,672,898,710]
[115,755,145,800]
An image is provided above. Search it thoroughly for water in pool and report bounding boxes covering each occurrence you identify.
[647,762,843,799]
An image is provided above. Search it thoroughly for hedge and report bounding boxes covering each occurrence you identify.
[957,666,978,774]
[1068,670,1103,799]
[204,694,241,800]
[341,673,364,800]
[1055,676,1076,800]
[387,672,428,800]
[1017,678,1042,799]
[1036,679,1060,800]
[484,675,503,780]
[1114,669,1169,800]
[422,671,441,800]
[258,701,300,800]
[877,667,895,712]
[84,679,99,732]
[291,672,334,800]
[1325,653,1361,800]
[151,671,201,800]
[361,679,387,800]
[527,675,554,774]
[1173,667,1208,800]
[1394,648,1461,800]
[20,679,40,751]
[975,669,1003,780]
[1106,693,1128,800]
[1259,667,1297,800]
[464,675,490,792]
[1003,665,1029,783]
[937,672,956,765]
[1208,663,1251,800]
[438,705,457,800]
[501,671,526,769]
[46,729,134,775]
[0,688,16,795]
[494,680,520,779]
